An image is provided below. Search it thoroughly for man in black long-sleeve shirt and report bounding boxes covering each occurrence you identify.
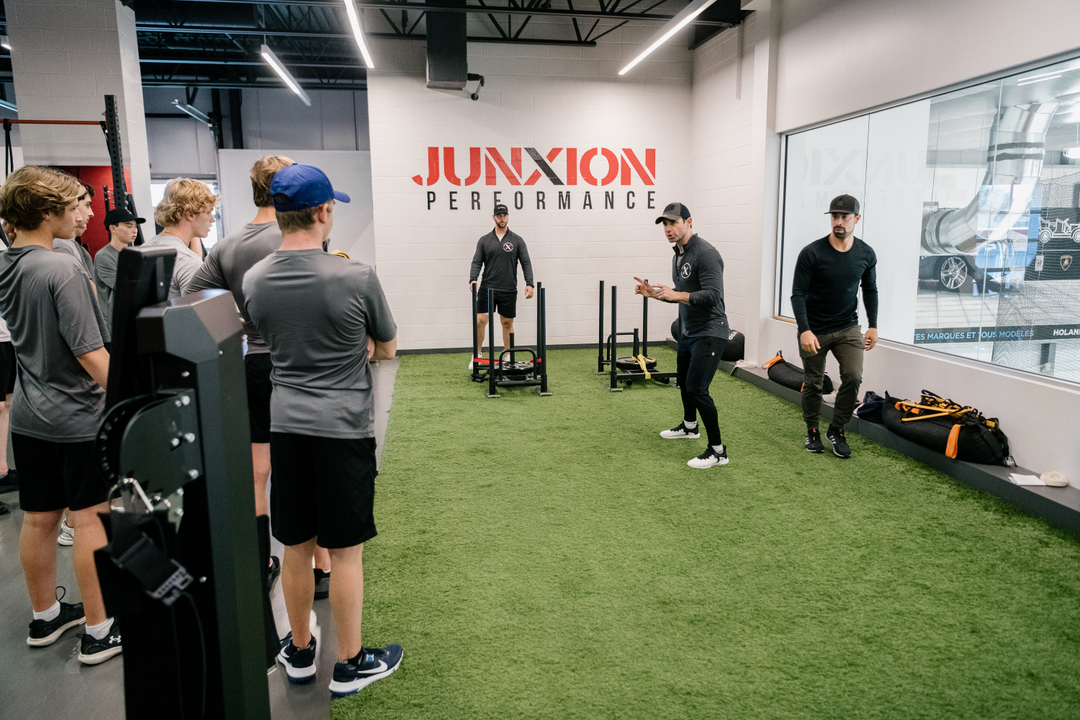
[790,194,878,459]
[635,202,731,469]
[469,204,534,360]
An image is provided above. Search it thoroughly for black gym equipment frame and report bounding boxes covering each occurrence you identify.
[470,283,550,397]
[597,280,677,392]
[93,245,271,720]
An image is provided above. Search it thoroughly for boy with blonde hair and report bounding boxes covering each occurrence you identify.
[0,166,120,664]
[146,178,218,297]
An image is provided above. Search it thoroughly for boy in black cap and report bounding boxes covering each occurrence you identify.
[790,194,878,458]
[94,207,145,334]
[635,202,731,469]
[244,163,403,697]
[469,203,534,365]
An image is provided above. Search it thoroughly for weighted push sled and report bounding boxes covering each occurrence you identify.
[470,283,551,397]
[597,280,677,391]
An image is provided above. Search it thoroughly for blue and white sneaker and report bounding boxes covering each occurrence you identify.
[277,632,318,684]
[329,644,403,697]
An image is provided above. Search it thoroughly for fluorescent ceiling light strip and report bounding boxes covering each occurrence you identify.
[261,44,313,106]
[0,35,10,51]
[619,0,719,76]
[1019,73,1062,85]
[0,99,15,113]
[343,0,374,69]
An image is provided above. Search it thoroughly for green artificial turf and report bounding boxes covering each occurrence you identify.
[335,347,1080,720]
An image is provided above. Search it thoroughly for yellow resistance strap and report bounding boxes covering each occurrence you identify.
[634,355,651,380]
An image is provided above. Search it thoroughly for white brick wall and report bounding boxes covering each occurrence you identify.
[7,0,152,217]
[367,35,693,351]
[689,17,757,339]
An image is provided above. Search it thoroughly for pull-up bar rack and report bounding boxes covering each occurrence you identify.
[2,97,145,244]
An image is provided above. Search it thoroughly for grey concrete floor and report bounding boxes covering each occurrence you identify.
[0,357,399,720]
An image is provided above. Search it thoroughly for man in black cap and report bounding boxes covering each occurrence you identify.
[94,207,145,335]
[635,202,731,469]
[790,194,878,459]
[469,204,534,365]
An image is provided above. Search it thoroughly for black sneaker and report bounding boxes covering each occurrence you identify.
[0,468,16,493]
[27,597,86,647]
[660,422,700,439]
[687,445,729,469]
[277,632,318,684]
[826,426,851,458]
[329,644,403,697]
[805,427,824,453]
[267,556,281,594]
[78,620,123,665]
[314,569,330,600]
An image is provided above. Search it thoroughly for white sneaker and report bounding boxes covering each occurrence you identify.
[687,445,729,469]
[58,520,74,547]
[660,422,700,439]
[469,355,482,370]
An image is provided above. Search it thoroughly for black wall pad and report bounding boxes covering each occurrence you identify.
[718,359,1080,539]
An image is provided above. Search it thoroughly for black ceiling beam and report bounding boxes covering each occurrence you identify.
[138,28,596,46]
[142,78,367,90]
[136,4,735,26]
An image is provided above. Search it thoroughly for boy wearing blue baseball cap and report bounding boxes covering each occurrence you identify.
[243,164,403,697]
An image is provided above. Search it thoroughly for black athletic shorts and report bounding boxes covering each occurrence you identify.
[269,433,378,549]
[476,286,517,318]
[0,341,14,396]
[245,353,273,444]
[12,434,108,512]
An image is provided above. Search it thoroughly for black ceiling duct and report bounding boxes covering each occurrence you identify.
[426,0,468,90]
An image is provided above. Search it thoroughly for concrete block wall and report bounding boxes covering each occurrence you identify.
[689,17,757,338]
[367,29,697,351]
[7,0,152,217]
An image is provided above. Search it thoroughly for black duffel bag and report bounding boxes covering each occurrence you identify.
[722,329,745,361]
[762,350,833,394]
[854,390,885,424]
[883,390,1013,466]
[669,321,744,362]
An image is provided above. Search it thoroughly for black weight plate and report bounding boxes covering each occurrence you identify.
[615,355,656,371]
[502,360,535,376]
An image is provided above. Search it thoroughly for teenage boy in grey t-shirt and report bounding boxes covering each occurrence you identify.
[186,154,326,597]
[94,207,145,335]
[244,163,402,697]
[0,166,122,665]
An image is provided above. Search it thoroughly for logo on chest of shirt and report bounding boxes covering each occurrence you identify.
[680,262,692,279]
[503,242,514,253]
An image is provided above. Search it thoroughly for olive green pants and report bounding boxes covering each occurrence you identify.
[800,325,864,429]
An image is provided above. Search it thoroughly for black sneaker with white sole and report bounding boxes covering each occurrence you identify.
[78,621,123,665]
[27,598,86,647]
[277,632,318,684]
[660,422,700,439]
[826,426,851,458]
[805,427,824,453]
[329,644,403,697]
[687,445,729,469]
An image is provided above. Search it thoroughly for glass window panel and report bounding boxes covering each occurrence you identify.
[777,53,1080,385]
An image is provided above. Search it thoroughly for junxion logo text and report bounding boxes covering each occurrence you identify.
[412,147,656,187]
